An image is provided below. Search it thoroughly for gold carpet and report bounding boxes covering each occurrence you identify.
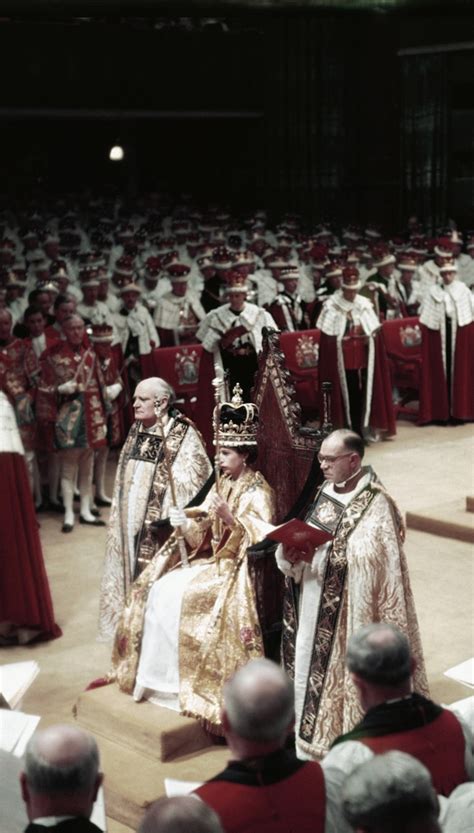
[2,422,473,831]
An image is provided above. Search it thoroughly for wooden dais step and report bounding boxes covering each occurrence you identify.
[406,499,474,544]
[74,684,213,762]
[98,735,229,830]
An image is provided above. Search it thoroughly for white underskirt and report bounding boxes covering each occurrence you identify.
[133,563,209,709]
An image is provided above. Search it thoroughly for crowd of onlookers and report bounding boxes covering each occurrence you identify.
[1,200,473,351]
[1,196,473,524]
[18,624,473,832]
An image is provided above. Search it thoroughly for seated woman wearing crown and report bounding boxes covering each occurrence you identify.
[107,384,275,732]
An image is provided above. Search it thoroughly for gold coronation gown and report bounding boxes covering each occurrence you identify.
[109,468,275,731]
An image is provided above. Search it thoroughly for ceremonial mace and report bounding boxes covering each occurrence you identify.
[156,402,189,568]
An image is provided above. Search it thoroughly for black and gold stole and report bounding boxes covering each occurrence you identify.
[282,482,378,745]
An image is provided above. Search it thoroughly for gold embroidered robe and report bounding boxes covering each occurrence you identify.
[282,471,429,760]
[36,342,107,450]
[109,469,275,731]
[98,415,211,641]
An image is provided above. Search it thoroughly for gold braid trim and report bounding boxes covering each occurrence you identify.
[281,473,397,683]
[135,419,189,573]
[108,534,183,692]
[299,485,378,745]
[281,577,299,680]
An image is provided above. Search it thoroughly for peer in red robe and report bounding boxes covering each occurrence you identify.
[418,261,474,424]
[0,391,61,644]
[317,267,395,439]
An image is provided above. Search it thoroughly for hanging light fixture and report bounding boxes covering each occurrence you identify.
[109,145,124,161]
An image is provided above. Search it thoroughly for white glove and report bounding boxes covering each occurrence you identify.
[58,380,78,395]
[106,383,122,401]
[274,544,305,584]
[169,506,189,531]
[367,281,388,294]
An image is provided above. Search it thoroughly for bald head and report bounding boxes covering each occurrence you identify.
[347,623,412,687]
[139,796,223,833]
[135,376,175,402]
[133,377,176,427]
[31,724,93,768]
[21,724,102,822]
[24,724,100,795]
[223,658,294,744]
[325,429,365,459]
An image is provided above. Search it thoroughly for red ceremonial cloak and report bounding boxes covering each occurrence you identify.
[318,331,396,435]
[419,322,474,424]
[0,451,61,644]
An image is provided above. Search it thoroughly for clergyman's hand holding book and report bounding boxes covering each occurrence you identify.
[263,519,333,563]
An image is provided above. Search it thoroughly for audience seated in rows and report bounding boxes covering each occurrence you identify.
[16,627,473,833]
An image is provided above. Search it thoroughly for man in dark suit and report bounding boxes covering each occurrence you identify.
[20,724,103,832]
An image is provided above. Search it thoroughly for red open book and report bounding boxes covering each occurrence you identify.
[267,518,333,550]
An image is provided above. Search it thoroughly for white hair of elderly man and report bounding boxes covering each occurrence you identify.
[342,750,441,833]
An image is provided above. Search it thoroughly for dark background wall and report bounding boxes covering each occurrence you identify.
[0,8,472,229]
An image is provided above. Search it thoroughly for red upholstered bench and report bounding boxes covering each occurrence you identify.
[279,329,321,420]
[382,316,422,419]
